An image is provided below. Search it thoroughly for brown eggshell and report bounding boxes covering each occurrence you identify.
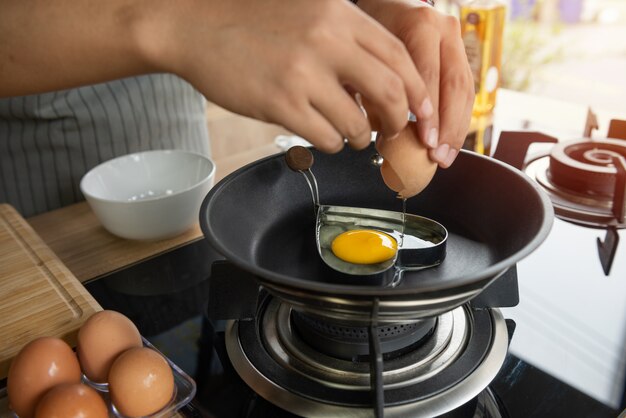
[34,383,108,418]
[108,347,175,417]
[7,337,82,418]
[77,310,142,383]
[376,122,437,198]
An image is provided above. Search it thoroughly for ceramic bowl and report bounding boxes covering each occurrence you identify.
[80,150,215,240]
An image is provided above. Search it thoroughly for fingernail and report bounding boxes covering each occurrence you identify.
[426,127,438,148]
[444,147,458,167]
[433,143,450,163]
[418,98,434,119]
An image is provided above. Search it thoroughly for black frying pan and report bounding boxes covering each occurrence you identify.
[200,144,553,322]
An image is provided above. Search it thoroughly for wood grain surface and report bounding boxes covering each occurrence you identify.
[27,202,205,284]
[0,204,101,379]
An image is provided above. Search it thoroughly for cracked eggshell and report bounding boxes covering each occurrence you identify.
[376,122,437,198]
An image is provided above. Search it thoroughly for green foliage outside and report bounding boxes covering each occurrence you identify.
[500,20,565,91]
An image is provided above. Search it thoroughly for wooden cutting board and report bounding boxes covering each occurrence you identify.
[0,204,101,379]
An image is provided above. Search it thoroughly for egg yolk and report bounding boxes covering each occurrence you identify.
[331,229,397,265]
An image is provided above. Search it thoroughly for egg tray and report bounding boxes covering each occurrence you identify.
[0,338,196,418]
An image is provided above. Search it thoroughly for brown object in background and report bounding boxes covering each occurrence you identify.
[583,108,599,138]
[0,204,101,379]
[608,119,626,140]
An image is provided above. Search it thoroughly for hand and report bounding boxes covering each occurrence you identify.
[357,0,474,168]
[0,0,440,155]
[160,0,432,153]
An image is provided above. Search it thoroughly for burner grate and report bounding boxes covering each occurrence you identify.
[225,296,510,417]
[497,130,626,275]
[549,139,626,197]
[291,310,436,360]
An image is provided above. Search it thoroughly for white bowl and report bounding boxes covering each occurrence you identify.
[80,150,215,240]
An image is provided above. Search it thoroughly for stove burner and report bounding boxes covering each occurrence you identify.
[521,138,625,275]
[525,138,626,229]
[291,311,436,361]
[225,296,509,417]
[583,149,624,165]
[549,139,626,197]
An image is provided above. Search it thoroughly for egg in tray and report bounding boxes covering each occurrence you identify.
[2,310,195,418]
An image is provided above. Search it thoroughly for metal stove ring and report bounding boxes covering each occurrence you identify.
[263,282,481,324]
[266,302,467,389]
[225,301,509,418]
[525,155,626,228]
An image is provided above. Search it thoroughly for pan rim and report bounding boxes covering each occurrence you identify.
[200,149,554,296]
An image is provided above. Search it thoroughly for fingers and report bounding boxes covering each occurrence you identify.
[348,9,438,141]
[392,7,444,152]
[268,99,345,154]
[396,9,473,168]
[311,81,372,150]
[336,45,415,139]
[400,31,441,152]
[351,13,426,119]
[430,15,474,168]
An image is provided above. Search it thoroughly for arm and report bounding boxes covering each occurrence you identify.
[357,0,475,167]
[0,0,435,153]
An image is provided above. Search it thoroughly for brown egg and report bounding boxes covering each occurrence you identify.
[34,383,108,418]
[7,337,82,418]
[108,347,175,417]
[77,310,142,383]
[376,122,438,199]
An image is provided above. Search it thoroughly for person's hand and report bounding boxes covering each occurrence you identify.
[357,0,474,168]
[158,0,433,153]
[0,0,443,156]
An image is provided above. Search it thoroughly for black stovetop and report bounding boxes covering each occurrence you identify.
[83,238,620,418]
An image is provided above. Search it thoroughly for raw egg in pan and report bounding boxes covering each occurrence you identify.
[317,205,447,276]
[331,229,398,265]
[285,146,447,277]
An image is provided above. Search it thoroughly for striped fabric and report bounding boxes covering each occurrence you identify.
[0,74,210,218]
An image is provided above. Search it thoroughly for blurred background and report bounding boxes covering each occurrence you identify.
[439,0,626,113]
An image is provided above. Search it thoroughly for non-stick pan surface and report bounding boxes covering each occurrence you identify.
[200,144,553,320]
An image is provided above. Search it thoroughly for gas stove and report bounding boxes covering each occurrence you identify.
[82,240,617,417]
[221,290,508,417]
[80,119,626,417]
[525,138,626,228]
[492,123,626,276]
[486,118,626,408]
